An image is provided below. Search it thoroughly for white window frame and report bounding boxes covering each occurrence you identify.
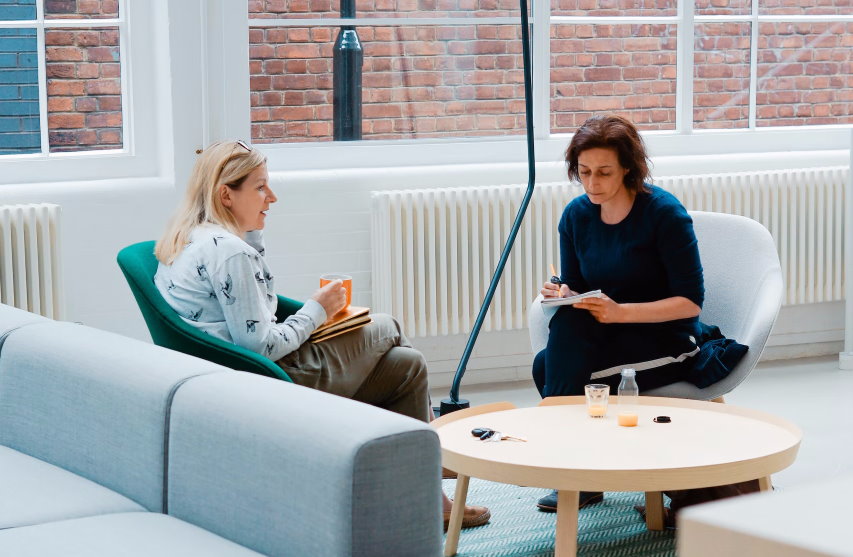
[0,0,165,185]
[215,2,853,173]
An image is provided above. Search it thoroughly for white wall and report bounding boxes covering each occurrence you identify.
[0,179,177,339]
[0,2,848,394]
[260,150,848,389]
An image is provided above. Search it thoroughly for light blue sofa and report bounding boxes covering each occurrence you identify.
[0,304,442,556]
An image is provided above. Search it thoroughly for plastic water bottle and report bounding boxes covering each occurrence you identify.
[617,368,639,427]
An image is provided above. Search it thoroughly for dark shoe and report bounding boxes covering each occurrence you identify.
[633,505,676,529]
[442,467,458,480]
[536,490,604,512]
[443,504,491,531]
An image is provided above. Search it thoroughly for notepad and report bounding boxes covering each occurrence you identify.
[310,317,372,343]
[309,306,371,343]
[540,289,603,306]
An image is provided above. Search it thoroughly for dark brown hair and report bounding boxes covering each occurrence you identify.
[565,115,651,194]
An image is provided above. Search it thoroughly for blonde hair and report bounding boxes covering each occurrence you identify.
[156,140,267,264]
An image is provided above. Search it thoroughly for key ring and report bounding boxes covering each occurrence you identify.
[470,427,527,442]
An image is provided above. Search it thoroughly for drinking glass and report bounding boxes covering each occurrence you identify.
[584,384,609,418]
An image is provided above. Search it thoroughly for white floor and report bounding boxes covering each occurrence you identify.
[430,355,853,490]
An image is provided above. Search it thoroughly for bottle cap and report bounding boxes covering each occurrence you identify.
[621,368,636,376]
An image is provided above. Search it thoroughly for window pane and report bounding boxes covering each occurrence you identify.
[46,26,122,151]
[551,24,676,132]
[0,29,40,155]
[44,0,119,19]
[552,0,676,17]
[760,0,851,16]
[696,0,750,16]
[694,23,750,129]
[250,25,526,142]
[757,22,853,127]
[248,0,520,19]
[0,0,36,21]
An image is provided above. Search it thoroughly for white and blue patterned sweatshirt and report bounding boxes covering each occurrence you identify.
[154,224,327,361]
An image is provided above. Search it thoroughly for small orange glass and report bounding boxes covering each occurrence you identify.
[617,413,638,427]
[584,384,609,418]
[320,273,352,308]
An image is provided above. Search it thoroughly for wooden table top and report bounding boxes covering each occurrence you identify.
[434,396,802,492]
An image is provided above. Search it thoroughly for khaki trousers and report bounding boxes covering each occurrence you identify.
[276,313,430,422]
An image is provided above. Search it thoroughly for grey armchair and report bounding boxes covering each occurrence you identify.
[528,211,784,401]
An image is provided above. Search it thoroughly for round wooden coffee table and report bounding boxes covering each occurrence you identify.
[432,396,802,557]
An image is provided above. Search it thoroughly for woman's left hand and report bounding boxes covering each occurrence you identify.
[573,294,624,323]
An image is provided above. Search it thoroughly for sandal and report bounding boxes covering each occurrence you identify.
[443,504,491,531]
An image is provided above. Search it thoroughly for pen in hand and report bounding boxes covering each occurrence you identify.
[549,263,561,285]
[544,263,565,299]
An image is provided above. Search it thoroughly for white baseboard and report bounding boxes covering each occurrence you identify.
[762,341,843,361]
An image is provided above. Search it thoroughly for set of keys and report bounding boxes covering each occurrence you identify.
[470,427,527,443]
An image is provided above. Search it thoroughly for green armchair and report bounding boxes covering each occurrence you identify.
[117,241,301,381]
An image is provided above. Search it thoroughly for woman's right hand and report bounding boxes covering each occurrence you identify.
[540,281,574,298]
[311,279,347,318]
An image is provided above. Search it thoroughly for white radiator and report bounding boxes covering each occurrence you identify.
[371,166,848,337]
[0,204,64,320]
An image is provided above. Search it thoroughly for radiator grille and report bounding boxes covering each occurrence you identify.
[0,203,64,319]
[371,167,848,337]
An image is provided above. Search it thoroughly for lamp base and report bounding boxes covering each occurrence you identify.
[839,351,853,370]
[439,398,470,417]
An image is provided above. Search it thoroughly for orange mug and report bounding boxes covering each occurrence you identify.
[320,273,352,308]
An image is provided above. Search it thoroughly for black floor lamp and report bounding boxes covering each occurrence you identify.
[440,0,537,415]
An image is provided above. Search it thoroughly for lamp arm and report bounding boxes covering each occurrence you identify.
[442,0,536,412]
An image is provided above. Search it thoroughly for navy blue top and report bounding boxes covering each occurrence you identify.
[558,184,704,335]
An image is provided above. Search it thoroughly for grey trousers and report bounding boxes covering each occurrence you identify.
[276,313,430,422]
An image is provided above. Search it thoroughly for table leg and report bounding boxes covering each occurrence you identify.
[555,490,579,557]
[444,474,470,557]
[759,476,773,492]
[644,491,665,531]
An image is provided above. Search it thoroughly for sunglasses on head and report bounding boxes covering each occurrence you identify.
[213,140,254,186]
[227,140,252,160]
[195,139,252,156]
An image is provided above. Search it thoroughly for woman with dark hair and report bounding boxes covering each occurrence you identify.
[533,115,705,512]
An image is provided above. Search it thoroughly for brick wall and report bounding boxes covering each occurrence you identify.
[757,21,853,126]
[0,2,39,154]
[45,0,121,152]
[248,0,520,19]
[694,23,750,130]
[249,0,852,143]
[0,0,121,155]
[550,24,677,132]
[45,26,122,152]
[0,0,35,20]
[0,27,39,154]
[250,24,527,142]
[45,0,118,19]
[3,2,849,153]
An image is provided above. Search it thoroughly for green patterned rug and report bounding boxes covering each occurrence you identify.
[443,479,675,557]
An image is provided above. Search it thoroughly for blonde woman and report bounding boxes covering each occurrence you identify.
[155,140,489,530]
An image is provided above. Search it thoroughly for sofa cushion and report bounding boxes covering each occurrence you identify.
[0,304,47,343]
[0,446,144,529]
[168,372,442,557]
[0,512,262,556]
[0,321,231,513]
